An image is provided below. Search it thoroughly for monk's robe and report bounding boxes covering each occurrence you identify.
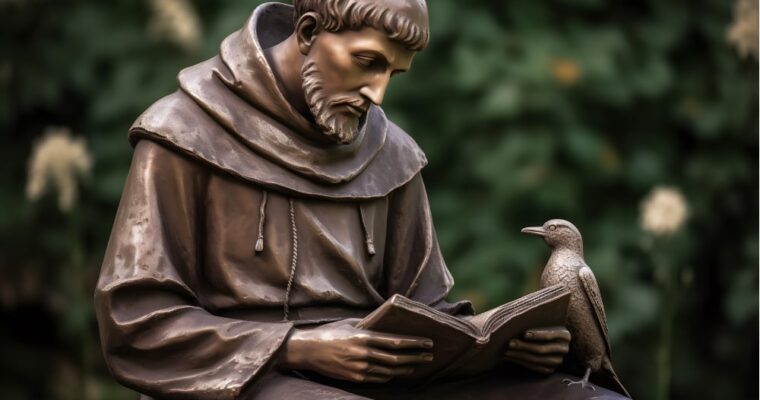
[95,3,471,399]
[95,3,629,400]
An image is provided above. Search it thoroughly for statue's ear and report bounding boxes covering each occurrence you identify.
[296,12,321,55]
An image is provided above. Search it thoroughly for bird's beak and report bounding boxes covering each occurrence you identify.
[521,226,546,237]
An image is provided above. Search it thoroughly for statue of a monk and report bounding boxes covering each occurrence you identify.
[94,1,629,399]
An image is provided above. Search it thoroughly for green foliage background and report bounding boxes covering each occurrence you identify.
[0,0,757,399]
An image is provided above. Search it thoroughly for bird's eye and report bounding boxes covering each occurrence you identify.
[548,225,557,231]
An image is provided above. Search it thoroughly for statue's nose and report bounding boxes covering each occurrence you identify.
[359,75,390,106]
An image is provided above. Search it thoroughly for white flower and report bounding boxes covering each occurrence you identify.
[640,186,689,237]
[727,0,758,59]
[26,127,92,212]
[148,0,202,51]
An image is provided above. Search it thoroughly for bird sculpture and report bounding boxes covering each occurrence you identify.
[522,219,630,398]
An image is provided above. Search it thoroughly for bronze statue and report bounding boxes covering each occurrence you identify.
[94,1,630,398]
[522,219,631,397]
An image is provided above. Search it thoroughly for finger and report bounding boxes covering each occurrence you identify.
[366,349,434,366]
[347,362,415,380]
[508,339,569,355]
[361,375,394,384]
[345,371,393,384]
[363,372,420,384]
[366,365,416,377]
[508,359,555,375]
[504,350,564,369]
[523,327,571,342]
[365,332,434,350]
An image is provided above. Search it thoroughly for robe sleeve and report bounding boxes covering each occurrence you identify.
[94,140,294,400]
[384,174,475,316]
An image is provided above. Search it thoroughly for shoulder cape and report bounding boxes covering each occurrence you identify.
[129,2,427,200]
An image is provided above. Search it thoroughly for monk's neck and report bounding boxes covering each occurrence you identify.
[264,34,310,118]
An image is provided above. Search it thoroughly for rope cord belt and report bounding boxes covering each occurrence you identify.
[282,198,299,321]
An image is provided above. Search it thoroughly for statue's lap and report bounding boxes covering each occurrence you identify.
[236,367,630,400]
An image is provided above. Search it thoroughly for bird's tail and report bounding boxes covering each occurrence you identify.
[598,358,632,398]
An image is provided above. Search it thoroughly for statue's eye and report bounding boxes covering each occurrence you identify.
[353,52,389,72]
[354,55,374,67]
[548,225,557,231]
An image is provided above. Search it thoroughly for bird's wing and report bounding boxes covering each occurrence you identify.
[579,265,612,355]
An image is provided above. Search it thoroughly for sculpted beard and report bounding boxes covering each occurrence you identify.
[301,60,364,144]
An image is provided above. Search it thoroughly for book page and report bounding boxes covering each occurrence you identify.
[440,286,571,378]
[463,285,569,335]
[463,307,500,333]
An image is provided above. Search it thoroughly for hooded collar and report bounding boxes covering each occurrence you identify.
[217,2,334,142]
[129,2,427,199]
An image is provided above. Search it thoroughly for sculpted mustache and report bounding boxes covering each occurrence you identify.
[328,97,366,109]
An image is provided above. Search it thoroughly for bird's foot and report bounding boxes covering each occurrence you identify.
[562,377,597,391]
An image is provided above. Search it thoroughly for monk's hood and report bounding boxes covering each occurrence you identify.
[128,3,428,200]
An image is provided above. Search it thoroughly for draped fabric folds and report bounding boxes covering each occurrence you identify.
[96,139,471,399]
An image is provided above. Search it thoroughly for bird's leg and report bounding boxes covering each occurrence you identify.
[562,367,596,391]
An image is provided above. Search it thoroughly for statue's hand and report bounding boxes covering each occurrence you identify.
[279,320,434,383]
[504,326,571,375]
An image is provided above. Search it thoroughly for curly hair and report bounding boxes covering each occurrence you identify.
[293,0,429,51]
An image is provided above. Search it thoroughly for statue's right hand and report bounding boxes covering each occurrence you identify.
[278,321,434,383]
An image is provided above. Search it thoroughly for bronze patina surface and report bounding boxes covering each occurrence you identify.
[523,219,631,397]
[95,1,630,399]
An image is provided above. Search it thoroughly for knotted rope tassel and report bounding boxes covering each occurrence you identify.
[359,204,376,256]
[254,191,268,253]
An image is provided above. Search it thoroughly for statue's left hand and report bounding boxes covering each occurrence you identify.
[504,326,571,375]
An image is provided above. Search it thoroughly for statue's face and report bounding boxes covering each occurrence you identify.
[301,26,416,144]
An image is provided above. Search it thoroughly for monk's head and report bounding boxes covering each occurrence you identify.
[293,0,429,144]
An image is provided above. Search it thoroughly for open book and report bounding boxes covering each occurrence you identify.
[356,284,571,384]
